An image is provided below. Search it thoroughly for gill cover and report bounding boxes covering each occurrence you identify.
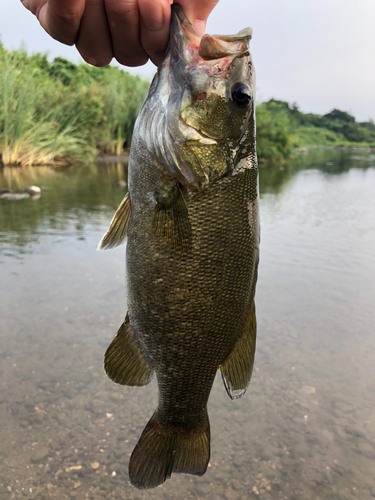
[135,4,256,189]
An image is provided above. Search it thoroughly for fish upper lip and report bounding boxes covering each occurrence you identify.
[178,117,217,145]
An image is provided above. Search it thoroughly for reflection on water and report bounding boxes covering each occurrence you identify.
[259,148,375,194]
[0,163,128,259]
[1,151,375,500]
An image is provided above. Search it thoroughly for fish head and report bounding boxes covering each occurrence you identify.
[136,4,256,189]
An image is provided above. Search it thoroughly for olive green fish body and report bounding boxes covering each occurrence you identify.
[99,4,259,489]
[127,144,259,414]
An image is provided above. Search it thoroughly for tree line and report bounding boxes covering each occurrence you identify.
[256,99,375,164]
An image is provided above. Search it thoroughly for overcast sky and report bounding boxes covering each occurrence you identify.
[1,0,374,121]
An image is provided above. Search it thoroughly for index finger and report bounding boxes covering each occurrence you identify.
[22,0,86,45]
[176,0,220,36]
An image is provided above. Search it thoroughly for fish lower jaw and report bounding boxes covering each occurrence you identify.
[178,117,217,145]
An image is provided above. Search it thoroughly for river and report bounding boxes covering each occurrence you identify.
[0,149,374,500]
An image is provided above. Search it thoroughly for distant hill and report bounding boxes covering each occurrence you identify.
[256,99,375,164]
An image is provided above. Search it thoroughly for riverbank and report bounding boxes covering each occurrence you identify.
[1,44,374,168]
[296,145,375,153]
[0,43,148,167]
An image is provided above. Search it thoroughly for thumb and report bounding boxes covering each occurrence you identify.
[174,0,220,36]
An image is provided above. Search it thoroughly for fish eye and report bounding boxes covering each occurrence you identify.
[231,82,251,108]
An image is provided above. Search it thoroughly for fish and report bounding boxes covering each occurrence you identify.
[98,3,259,490]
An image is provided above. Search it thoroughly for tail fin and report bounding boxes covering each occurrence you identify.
[129,410,210,489]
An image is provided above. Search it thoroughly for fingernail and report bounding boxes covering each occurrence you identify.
[21,0,30,9]
[193,20,206,37]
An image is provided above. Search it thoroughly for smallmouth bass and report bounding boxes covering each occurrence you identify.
[99,4,259,489]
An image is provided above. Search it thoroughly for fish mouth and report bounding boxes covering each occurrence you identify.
[138,5,253,190]
[178,117,217,145]
[171,4,252,74]
[170,4,252,146]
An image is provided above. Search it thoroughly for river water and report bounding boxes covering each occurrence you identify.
[0,149,374,500]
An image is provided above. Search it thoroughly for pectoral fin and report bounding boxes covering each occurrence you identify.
[97,193,131,250]
[153,184,192,251]
[220,301,257,399]
[104,314,153,386]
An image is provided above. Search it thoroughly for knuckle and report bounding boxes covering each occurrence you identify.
[50,7,83,29]
[91,56,113,67]
[46,9,83,44]
[78,48,113,67]
[115,52,149,67]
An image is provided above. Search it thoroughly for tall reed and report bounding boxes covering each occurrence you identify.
[94,69,148,155]
[0,53,88,165]
[0,45,149,166]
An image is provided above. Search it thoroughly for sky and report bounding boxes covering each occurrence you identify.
[1,0,374,122]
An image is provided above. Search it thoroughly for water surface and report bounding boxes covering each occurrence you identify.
[1,150,374,500]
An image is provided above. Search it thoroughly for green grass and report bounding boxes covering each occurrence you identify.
[292,125,342,146]
[0,44,148,166]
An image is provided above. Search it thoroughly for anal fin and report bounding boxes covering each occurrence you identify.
[97,192,131,250]
[104,314,153,386]
[220,300,257,399]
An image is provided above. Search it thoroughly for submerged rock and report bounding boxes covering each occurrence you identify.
[31,446,50,463]
[0,192,30,200]
[0,185,41,200]
[25,185,41,196]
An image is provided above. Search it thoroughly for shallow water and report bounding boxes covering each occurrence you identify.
[1,150,374,500]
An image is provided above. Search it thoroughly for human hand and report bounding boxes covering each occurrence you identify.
[21,0,220,67]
